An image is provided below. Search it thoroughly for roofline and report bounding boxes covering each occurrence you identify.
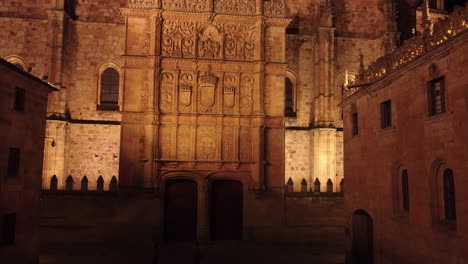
[0,57,59,91]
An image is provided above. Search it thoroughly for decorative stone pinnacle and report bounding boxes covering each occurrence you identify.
[422,0,432,31]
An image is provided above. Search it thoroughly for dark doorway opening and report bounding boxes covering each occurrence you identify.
[211,180,243,240]
[164,179,198,241]
[351,210,373,264]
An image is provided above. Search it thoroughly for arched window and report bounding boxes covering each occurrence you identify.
[97,63,121,111]
[401,170,410,212]
[285,77,296,117]
[431,160,457,228]
[443,169,456,221]
[99,68,120,111]
[393,164,410,216]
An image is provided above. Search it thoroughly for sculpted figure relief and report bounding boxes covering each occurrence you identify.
[198,25,223,59]
[162,19,257,60]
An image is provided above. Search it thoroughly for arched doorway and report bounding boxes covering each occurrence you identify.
[210,180,243,240]
[164,179,198,241]
[351,210,373,264]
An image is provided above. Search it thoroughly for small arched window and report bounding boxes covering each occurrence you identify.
[285,77,296,117]
[431,160,457,228]
[98,67,120,111]
[401,170,410,212]
[443,169,456,221]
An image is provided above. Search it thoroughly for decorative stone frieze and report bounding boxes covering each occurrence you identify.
[128,0,160,9]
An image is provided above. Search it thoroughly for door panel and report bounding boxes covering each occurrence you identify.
[211,180,243,240]
[164,180,198,241]
[352,210,373,264]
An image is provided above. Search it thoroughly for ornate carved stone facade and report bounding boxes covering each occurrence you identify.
[0,0,426,241]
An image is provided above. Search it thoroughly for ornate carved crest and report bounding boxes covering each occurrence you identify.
[179,73,194,107]
[198,25,223,59]
[179,84,192,106]
[199,69,219,108]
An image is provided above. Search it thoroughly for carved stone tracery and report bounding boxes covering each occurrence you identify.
[215,0,257,15]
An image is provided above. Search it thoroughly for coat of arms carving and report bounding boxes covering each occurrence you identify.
[179,84,192,106]
[199,69,219,107]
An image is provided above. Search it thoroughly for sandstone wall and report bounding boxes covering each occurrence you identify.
[64,21,125,119]
[0,18,49,77]
[343,29,468,263]
[285,130,311,192]
[65,123,121,191]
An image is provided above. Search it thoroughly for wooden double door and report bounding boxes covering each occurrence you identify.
[164,179,243,241]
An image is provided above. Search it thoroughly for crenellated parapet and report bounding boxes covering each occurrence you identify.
[345,4,468,97]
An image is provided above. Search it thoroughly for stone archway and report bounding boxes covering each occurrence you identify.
[351,209,373,264]
[210,180,243,240]
[164,179,198,241]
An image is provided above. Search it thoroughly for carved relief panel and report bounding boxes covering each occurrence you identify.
[264,0,286,17]
[214,0,258,15]
[160,71,176,112]
[198,25,223,59]
[161,17,259,61]
[222,126,235,161]
[221,23,256,60]
[162,20,199,58]
[239,126,252,161]
[197,126,218,160]
[177,125,192,160]
[162,0,212,12]
[240,75,254,115]
[159,125,172,159]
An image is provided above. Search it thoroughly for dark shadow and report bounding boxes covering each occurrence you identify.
[210,180,243,240]
[351,209,373,264]
[164,179,198,241]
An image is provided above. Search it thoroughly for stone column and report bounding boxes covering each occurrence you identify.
[119,6,162,191]
[310,128,337,192]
